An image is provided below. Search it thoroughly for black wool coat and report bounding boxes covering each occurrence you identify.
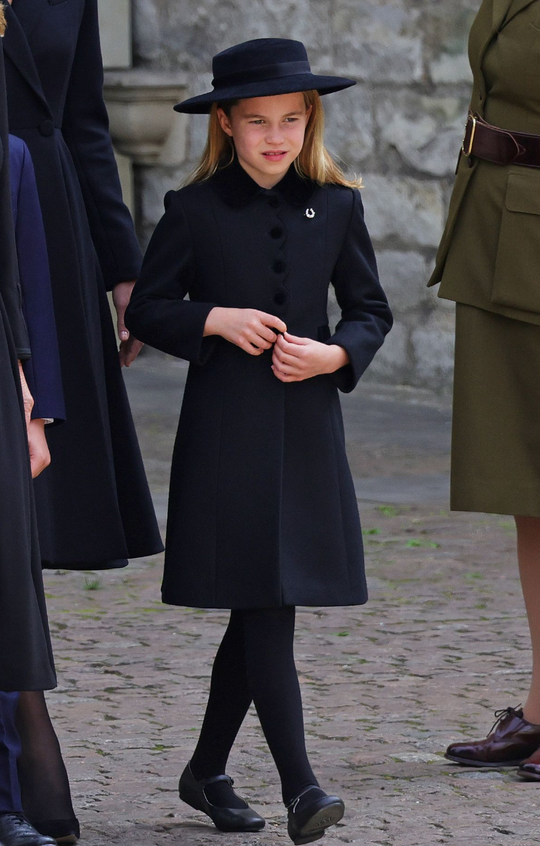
[4,0,162,568]
[0,42,55,691]
[127,160,393,609]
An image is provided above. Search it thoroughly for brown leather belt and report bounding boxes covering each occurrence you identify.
[462,112,540,169]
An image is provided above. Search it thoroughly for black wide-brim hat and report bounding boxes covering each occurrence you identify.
[175,38,356,114]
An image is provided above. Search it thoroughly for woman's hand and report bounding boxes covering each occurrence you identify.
[113,281,144,367]
[272,332,349,382]
[17,364,50,475]
[18,362,34,429]
[27,419,51,478]
[204,307,287,356]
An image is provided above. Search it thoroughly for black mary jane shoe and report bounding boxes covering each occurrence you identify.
[287,786,345,845]
[32,818,80,845]
[0,813,57,846]
[178,763,265,832]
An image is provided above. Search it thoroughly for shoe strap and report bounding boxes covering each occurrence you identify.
[199,773,234,788]
[287,785,320,812]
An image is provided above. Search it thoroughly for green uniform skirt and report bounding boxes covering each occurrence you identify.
[452,303,540,517]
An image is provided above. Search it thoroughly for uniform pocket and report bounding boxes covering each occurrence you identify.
[491,170,540,314]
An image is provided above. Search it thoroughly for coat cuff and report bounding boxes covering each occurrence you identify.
[105,261,143,293]
[326,337,359,394]
[182,302,219,365]
[31,405,66,425]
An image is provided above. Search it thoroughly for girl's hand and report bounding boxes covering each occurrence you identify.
[272,332,349,382]
[204,307,287,356]
[27,419,51,478]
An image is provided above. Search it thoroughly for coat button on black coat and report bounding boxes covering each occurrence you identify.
[39,119,55,137]
[272,259,286,274]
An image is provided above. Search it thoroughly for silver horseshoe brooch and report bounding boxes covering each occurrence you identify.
[304,208,316,219]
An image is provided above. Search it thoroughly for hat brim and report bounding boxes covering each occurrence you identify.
[174,74,356,114]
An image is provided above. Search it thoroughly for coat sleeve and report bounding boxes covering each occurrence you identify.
[0,45,30,361]
[11,139,65,423]
[328,189,393,393]
[61,0,142,290]
[125,191,218,364]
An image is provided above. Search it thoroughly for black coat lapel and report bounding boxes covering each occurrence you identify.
[11,0,49,39]
[3,2,50,113]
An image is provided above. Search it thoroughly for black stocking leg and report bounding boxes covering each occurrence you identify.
[189,612,252,807]
[242,606,318,805]
[188,607,318,808]
[15,691,77,828]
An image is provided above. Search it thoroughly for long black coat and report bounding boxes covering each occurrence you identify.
[0,42,55,691]
[4,0,162,569]
[127,160,392,609]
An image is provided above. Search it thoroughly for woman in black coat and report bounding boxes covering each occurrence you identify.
[0,27,60,846]
[127,39,392,845]
[3,0,162,840]
[0,10,55,701]
[3,0,161,568]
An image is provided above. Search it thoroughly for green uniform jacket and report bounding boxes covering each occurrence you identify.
[428,0,540,325]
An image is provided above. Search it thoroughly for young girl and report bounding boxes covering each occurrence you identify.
[126,37,392,845]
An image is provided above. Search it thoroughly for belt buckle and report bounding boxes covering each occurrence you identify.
[462,115,478,157]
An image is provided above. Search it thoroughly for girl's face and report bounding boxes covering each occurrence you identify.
[217,93,312,189]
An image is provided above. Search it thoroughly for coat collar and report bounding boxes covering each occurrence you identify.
[3,2,51,114]
[210,156,318,209]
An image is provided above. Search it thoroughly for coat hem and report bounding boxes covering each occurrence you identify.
[161,595,369,610]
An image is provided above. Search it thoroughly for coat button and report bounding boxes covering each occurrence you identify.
[272,259,286,274]
[269,226,283,239]
[273,291,287,306]
[39,120,55,137]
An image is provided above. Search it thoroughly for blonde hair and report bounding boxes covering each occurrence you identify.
[188,90,361,190]
[0,5,6,36]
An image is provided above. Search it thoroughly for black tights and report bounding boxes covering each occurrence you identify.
[190,606,317,805]
[16,691,76,826]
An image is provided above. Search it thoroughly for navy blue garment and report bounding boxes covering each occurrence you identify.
[10,135,65,424]
[0,694,22,813]
[127,158,393,610]
[3,0,163,568]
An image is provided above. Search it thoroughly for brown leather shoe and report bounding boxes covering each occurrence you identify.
[445,707,540,768]
[517,745,540,780]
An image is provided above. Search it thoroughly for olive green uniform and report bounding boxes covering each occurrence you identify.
[429,0,540,515]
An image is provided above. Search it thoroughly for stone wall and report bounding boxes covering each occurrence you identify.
[130,0,481,393]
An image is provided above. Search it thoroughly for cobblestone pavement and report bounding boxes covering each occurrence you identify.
[43,356,540,846]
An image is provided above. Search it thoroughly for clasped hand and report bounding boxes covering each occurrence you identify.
[204,307,347,382]
[271,332,346,382]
